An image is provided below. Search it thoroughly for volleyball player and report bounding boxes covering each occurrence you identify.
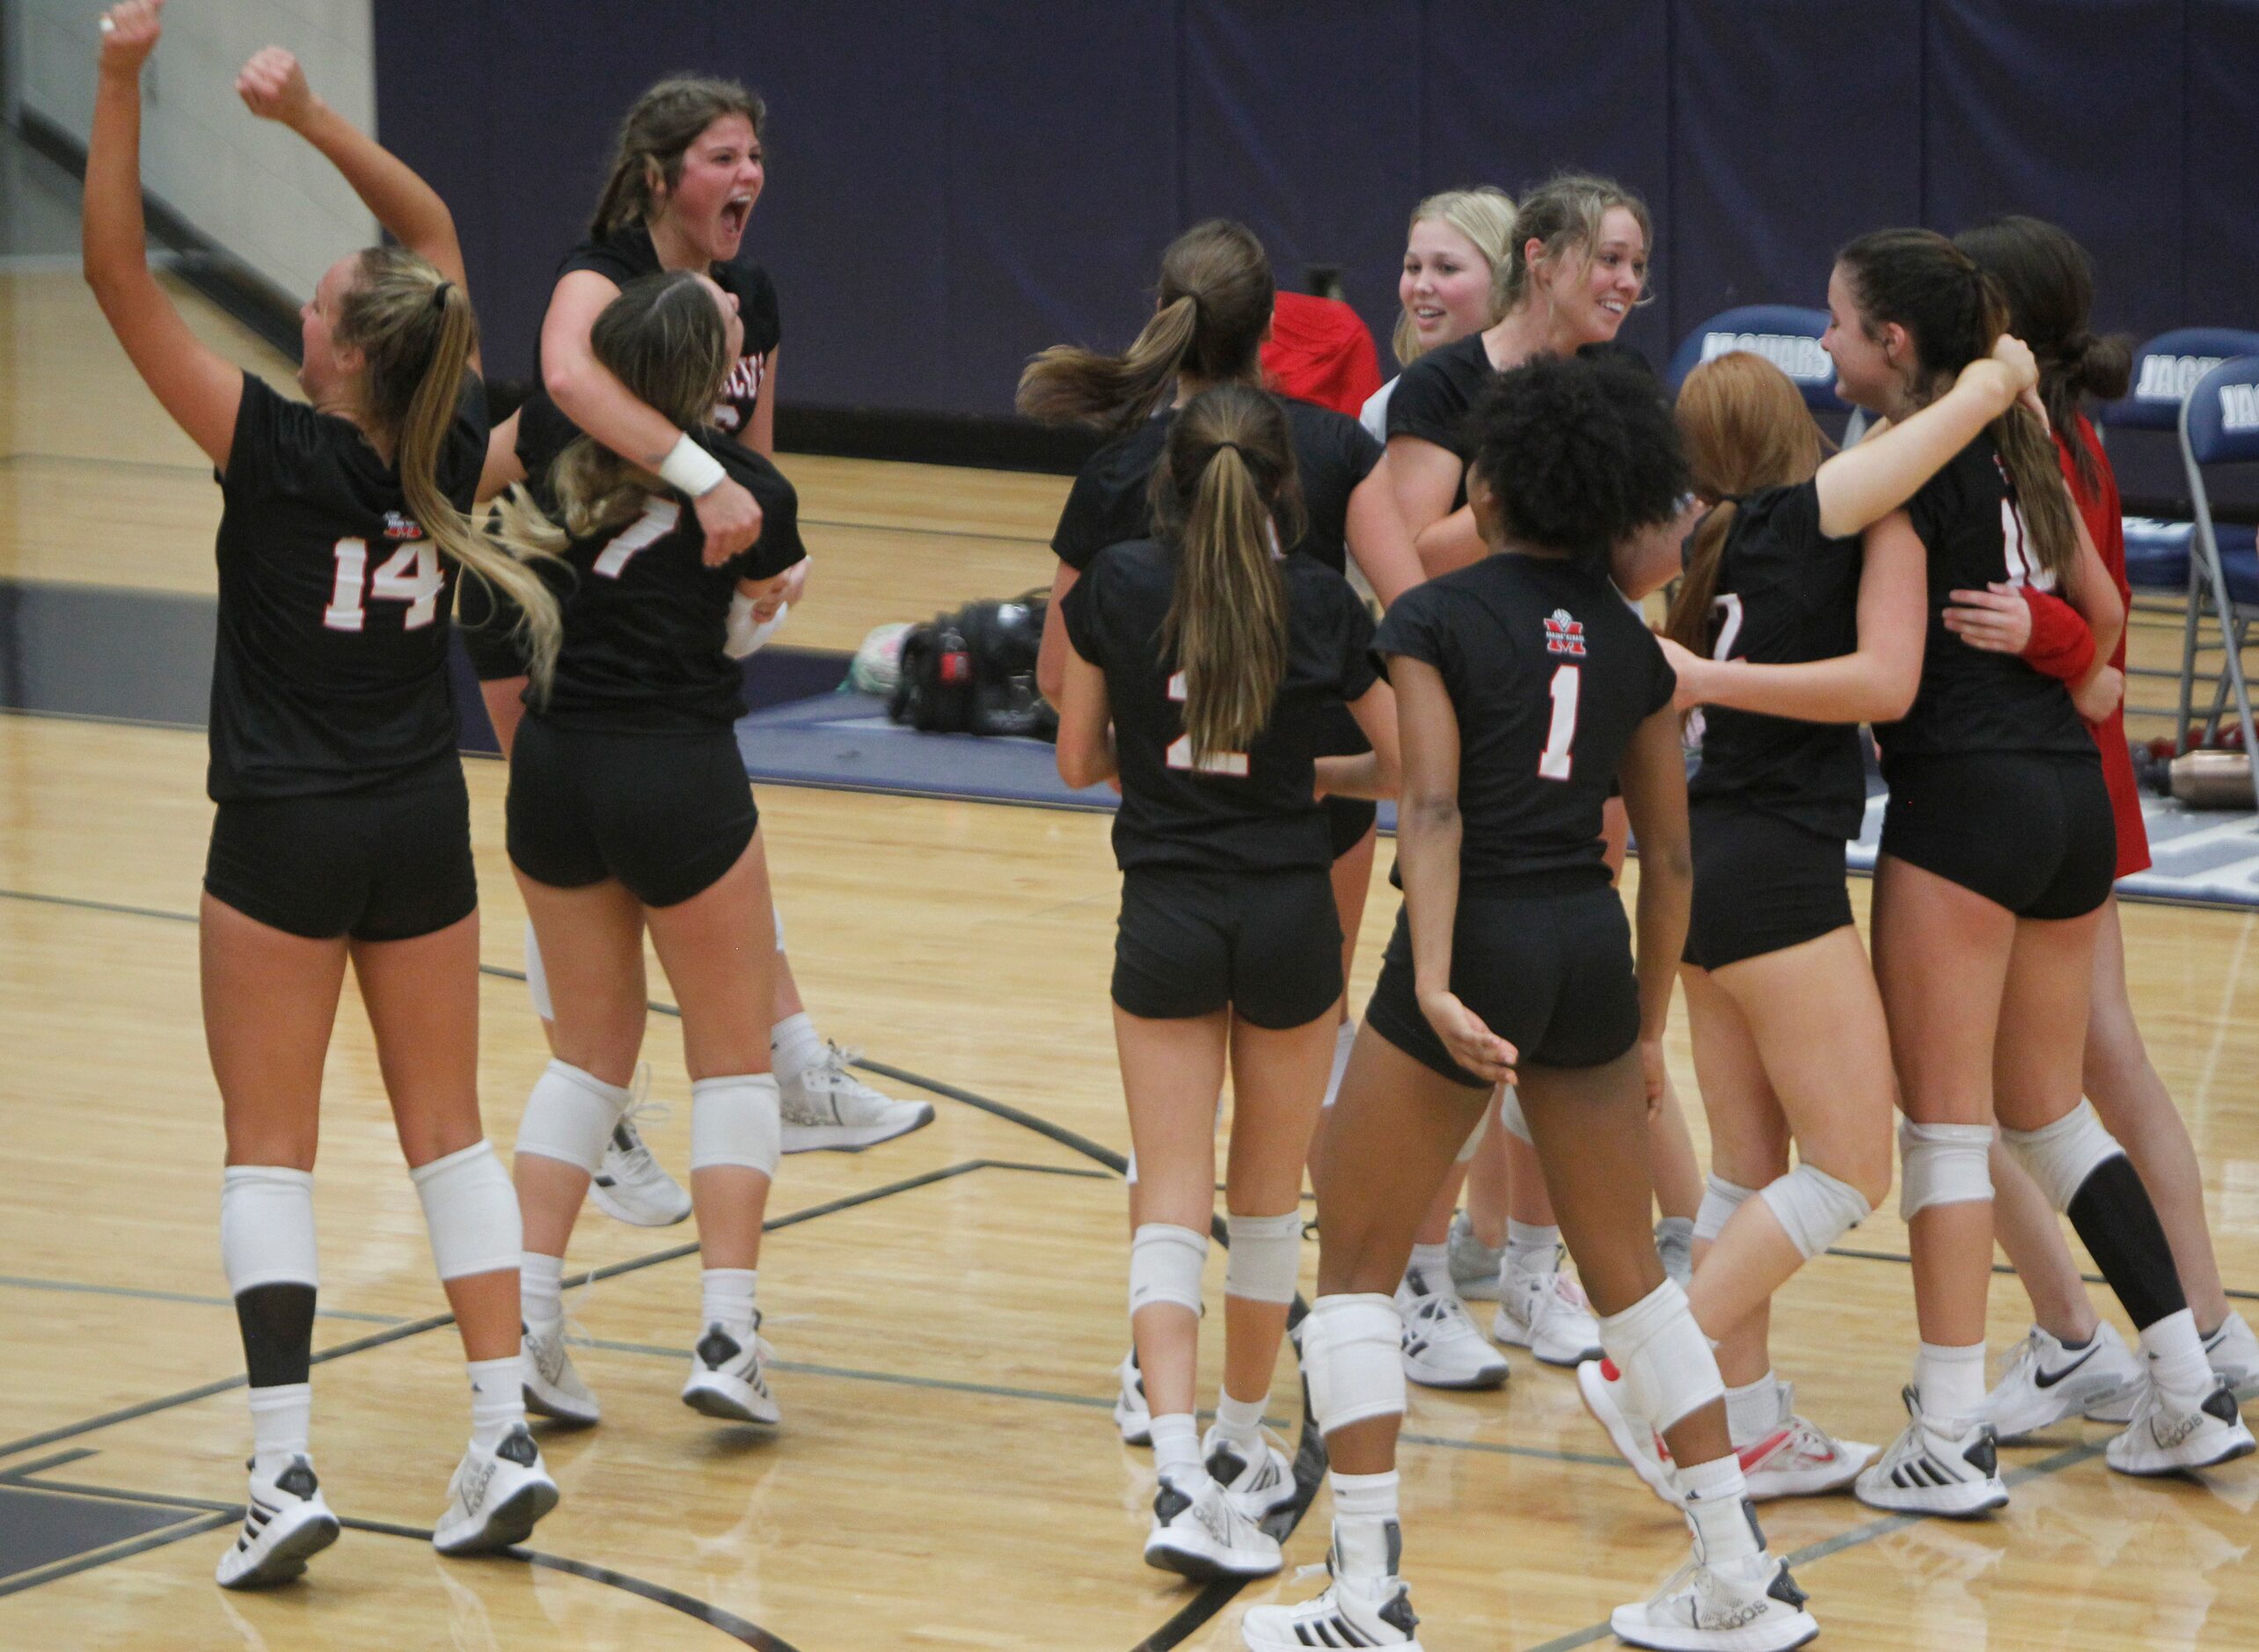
[1575,337,2043,1505]
[1054,384,1398,1579]
[495,269,807,1428]
[1247,354,1817,1652]
[1810,230,2253,1512]
[84,7,564,1581]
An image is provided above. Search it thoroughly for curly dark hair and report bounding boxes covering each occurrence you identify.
[1466,353,1687,565]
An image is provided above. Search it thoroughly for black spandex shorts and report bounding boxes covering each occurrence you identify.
[1684,801,1855,970]
[1879,749,2115,920]
[1363,874,1641,1086]
[204,763,477,942]
[507,718,757,908]
[1112,865,1343,1029]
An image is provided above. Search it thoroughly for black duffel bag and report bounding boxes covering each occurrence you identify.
[888,588,1056,741]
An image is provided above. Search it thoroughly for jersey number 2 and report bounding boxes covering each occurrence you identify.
[324,537,442,632]
[1163,671,1250,776]
[1538,663,1580,781]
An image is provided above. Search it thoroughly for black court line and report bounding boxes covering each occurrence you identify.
[0,1508,238,1600]
[0,1271,402,1325]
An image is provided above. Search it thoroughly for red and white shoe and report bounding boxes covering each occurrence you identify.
[1580,1363,1873,1505]
[1577,1357,1678,1506]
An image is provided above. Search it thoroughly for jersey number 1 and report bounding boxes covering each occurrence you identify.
[324,537,442,632]
[1538,663,1580,781]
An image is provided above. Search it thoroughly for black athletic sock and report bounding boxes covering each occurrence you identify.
[234,1283,317,1389]
[2065,1155,2186,1330]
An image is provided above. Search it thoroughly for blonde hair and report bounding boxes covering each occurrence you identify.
[1391,186,1517,367]
[1497,172,1652,317]
[334,246,562,691]
[590,76,765,239]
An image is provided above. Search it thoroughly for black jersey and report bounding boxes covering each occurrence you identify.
[1685,481,1868,838]
[1059,537,1378,873]
[208,371,485,801]
[1877,435,2092,759]
[1049,397,1382,575]
[1384,332,1493,510]
[531,436,807,734]
[1374,553,1675,889]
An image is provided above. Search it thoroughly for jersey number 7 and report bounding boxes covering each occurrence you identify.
[324,537,443,632]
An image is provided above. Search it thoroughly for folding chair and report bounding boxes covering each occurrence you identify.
[1666,304,1846,412]
[2172,353,2259,760]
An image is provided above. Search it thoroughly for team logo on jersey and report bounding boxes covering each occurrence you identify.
[380,510,422,540]
[1544,609,1587,656]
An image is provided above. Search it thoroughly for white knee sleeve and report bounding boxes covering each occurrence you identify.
[1303,1292,1407,1435]
[1600,1279,1723,1432]
[514,1060,629,1174]
[1224,1212,1302,1304]
[220,1166,318,1292]
[1495,1083,1532,1145]
[689,1073,781,1174]
[2001,1101,2124,1213]
[1897,1120,1994,1219]
[410,1140,523,1281]
[1453,1106,1491,1165]
[523,919,552,1021]
[1130,1223,1209,1317]
[1758,1163,1872,1262]
[1692,1173,1754,1244]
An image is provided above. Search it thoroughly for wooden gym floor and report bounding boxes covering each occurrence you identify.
[4,239,2258,1648]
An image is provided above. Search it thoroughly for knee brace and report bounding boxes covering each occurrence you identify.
[1495,1083,1532,1146]
[409,1140,523,1281]
[221,1166,318,1292]
[689,1073,781,1174]
[2001,1101,2125,1214]
[1598,1277,1723,1432]
[1897,1120,1994,1219]
[1758,1163,1872,1261]
[1692,1173,1754,1245]
[1302,1292,1407,1436]
[523,919,552,1021]
[1453,1107,1491,1165]
[515,1060,629,1174]
[1224,1212,1303,1305]
[1129,1223,1209,1317]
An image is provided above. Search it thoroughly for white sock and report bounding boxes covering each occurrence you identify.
[521,1252,564,1333]
[701,1268,758,1339]
[1678,1453,1762,1564]
[467,1356,523,1449]
[1406,1242,1450,1285]
[2140,1308,2214,1407]
[1915,1341,1987,1427]
[1506,1219,1560,1275]
[1322,1019,1357,1109]
[1725,1372,1782,1449]
[247,1383,311,1483]
[1214,1391,1266,1451]
[1327,1468,1400,1579]
[1150,1412,1201,1484]
[771,1012,824,1087]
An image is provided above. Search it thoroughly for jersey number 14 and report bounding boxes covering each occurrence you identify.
[323,537,444,632]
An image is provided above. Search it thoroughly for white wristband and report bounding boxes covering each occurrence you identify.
[658,432,728,499]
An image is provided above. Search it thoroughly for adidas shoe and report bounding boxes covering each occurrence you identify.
[1242,1552,1422,1649]
[1143,1470,1280,1580]
[214,1456,340,1590]
[1853,1387,2008,1518]
[1610,1551,1818,1652]
[1113,1347,1151,1446]
[681,1318,781,1424]
[2103,1378,2255,1476]
[1736,1392,1875,1501]
[1202,1422,1298,1521]
[1398,1264,1510,1390]
[1577,1357,1679,1506]
[1446,1211,1504,1302]
[2204,1310,2259,1392]
[1978,1323,2143,1441]
[589,1066,691,1227]
[1493,1262,1603,1367]
[521,1319,600,1427]
[780,1044,935,1152]
[432,1425,559,1555]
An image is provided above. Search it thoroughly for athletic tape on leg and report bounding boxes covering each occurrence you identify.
[1598,1277,1723,1432]
[1897,1119,1994,1219]
[410,1139,523,1281]
[1692,1173,1754,1244]
[1129,1223,1209,1317]
[1453,1106,1491,1165]
[1495,1083,1532,1145]
[523,918,552,1021]
[515,1060,630,1174]
[1758,1163,1871,1261]
[690,1073,781,1174]
[221,1166,318,1292]
[771,904,786,954]
[1303,1292,1407,1435]
[1224,1212,1302,1304]
[2001,1100,2125,1214]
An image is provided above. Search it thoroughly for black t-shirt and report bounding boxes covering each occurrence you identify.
[1059,537,1378,873]
[1685,481,1868,838]
[1373,553,1675,889]
[208,371,486,801]
[1877,435,2092,760]
[1384,332,1494,510]
[1049,396,1382,576]
[530,438,807,734]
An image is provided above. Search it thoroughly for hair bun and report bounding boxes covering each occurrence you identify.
[2076,331,2134,401]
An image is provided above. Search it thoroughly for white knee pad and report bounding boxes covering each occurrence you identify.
[523,919,552,1022]
[1453,1106,1491,1165]
[1758,1163,1872,1262]
[220,1166,318,1293]
[689,1073,781,1174]
[409,1140,523,1281]
[514,1060,630,1174]
[2001,1101,2124,1213]
[1897,1119,1994,1220]
[1130,1223,1210,1317]
[1303,1292,1407,1435]
[771,903,786,954]
[1495,1083,1532,1145]
[1224,1212,1302,1305]
[1598,1277,1723,1432]
[1692,1173,1754,1244]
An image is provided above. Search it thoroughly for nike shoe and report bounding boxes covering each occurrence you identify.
[2204,1310,2259,1392]
[1854,1386,2008,1518]
[521,1319,600,1427]
[432,1425,559,1555]
[1979,1323,2143,1441]
[780,1044,935,1152]
[1446,1211,1504,1303]
[1493,1263,1603,1367]
[681,1318,781,1424]
[2103,1379,2255,1476]
[589,1066,691,1228]
[1611,1551,1819,1652]
[1398,1264,1510,1390]
[1143,1470,1280,1580]
[1203,1422,1298,1521]
[214,1456,339,1590]
[1113,1347,1151,1446]
[1241,1525,1422,1649]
